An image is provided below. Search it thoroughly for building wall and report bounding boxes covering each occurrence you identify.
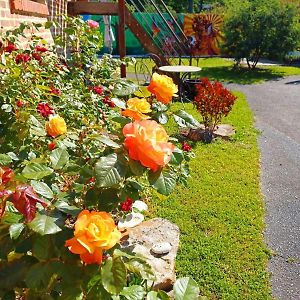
[0,0,67,43]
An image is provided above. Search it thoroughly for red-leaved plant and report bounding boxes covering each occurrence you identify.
[194,78,237,138]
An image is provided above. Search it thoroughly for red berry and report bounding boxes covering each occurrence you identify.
[32,52,42,61]
[48,142,56,151]
[120,197,133,212]
[16,100,23,107]
[50,86,61,96]
[92,86,104,95]
[5,43,17,53]
[37,102,54,118]
[35,45,48,52]
[15,53,31,64]
[89,177,96,183]
[182,141,192,152]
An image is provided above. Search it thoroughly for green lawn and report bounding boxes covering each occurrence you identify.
[128,57,300,84]
[149,93,272,299]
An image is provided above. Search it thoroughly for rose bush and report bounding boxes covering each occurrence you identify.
[0,17,199,299]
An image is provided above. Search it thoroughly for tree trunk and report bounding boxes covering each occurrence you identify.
[188,0,194,13]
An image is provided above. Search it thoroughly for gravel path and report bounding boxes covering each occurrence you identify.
[228,76,300,300]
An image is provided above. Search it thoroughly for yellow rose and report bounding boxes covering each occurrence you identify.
[122,97,151,121]
[46,115,67,138]
[147,73,178,104]
[65,210,122,265]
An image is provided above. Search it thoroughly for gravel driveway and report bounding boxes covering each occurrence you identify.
[228,76,300,300]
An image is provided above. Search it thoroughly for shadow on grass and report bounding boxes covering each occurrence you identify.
[195,66,286,85]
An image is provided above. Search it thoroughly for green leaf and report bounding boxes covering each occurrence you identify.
[129,159,145,176]
[87,274,111,300]
[32,235,53,260]
[148,168,177,196]
[55,201,81,216]
[111,116,131,126]
[113,249,137,260]
[31,180,54,199]
[30,126,46,137]
[113,80,138,96]
[50,148,69,170]
[173,110,200,128]
[147,291,159,300]
[25,262,58,290]
[30,115,43,127]
[22,163,53,180]
[97,136,121,149]
[9,223,25,240]
[28,213,62,235]
[0,154,12,166]
[120,285,146,300]
[147,291,171,300]
[95,153,127,187]
[6,152,19,161]
[124,259,155,281]
[85,188,120,211]
[1,104,12,112]
[101,257,127,295]
[111,98,126,109]
[157,291,170,300]
[173,277,200,300]
[169,148,184,166]
[134,86,151,98]
[0,256,37,289]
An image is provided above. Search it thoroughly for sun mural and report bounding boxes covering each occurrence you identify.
[184,14,224,56]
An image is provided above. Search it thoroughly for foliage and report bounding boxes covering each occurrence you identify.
[151,96,272,299]
[0,17,198,299]
[222,0,300,69]
[193,78,237,140]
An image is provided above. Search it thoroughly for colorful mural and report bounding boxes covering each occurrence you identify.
[184,14,224,56]
[85,13,224,56]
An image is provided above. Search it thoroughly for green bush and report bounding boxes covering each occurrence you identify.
[222,0,300,69]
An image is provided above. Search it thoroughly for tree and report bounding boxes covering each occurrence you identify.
[222,0,300,69]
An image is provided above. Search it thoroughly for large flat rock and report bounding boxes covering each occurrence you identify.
[124,218,180,291]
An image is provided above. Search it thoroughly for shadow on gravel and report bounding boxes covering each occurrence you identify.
[285,80,300,85]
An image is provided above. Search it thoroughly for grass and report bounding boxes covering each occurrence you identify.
[149,93,272,299]
[127,57,300,84]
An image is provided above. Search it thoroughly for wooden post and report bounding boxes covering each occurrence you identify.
[118,0,126,78]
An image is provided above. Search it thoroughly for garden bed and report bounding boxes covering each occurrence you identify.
[150,94,272,299]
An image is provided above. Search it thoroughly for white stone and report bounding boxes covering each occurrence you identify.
[118,212,144,230]
[151,242,172,255]
[132,200,148,212]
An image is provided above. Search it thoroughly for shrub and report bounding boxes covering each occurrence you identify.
[193,77,237,138]
[222,0,300,69]
[0,18,200,299]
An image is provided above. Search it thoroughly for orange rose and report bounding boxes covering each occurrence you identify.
[147,72,178,104]
[65,210,121,265]
[46,115,67,138]
[122,97,151,121]
[123,120,175,171]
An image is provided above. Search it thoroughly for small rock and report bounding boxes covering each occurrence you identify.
[214,124,235,138]
[118,212,144,230]
[132,200,148,212]
[151,242,172,255]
